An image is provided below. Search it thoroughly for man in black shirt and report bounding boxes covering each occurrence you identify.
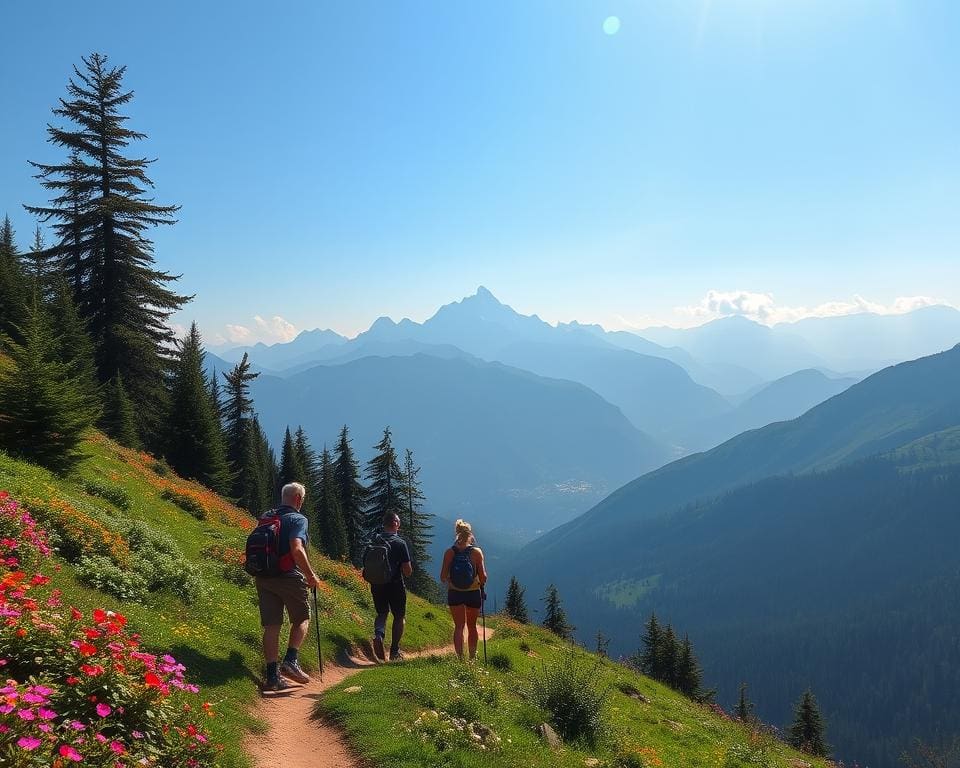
[371,512,412,661]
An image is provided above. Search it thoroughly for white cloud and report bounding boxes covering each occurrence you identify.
[225,324,253,343]
[253,315,298,343]
[673,290,949,327]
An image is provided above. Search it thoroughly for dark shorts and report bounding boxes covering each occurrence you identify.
[447,589,482,609]
[255,576,310,627]
[371,581,407,618]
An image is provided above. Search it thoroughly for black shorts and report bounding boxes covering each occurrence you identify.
[371,581,407,618]
[447,589,482,609]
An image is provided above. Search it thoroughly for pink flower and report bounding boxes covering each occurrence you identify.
[95,702,112,717]
[17,708,35,720]
[109,740,125,754]
[38,707,57,720]
[17,736,42,750]
[59,744,83,761]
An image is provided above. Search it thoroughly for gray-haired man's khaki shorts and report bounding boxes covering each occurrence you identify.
[255,575,310,626]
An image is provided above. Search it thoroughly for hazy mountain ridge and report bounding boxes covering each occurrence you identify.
[248,353,669,538]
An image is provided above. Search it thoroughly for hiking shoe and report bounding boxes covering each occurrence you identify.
[263,676,291,692]
[372,636,386,661]
[280,659,311,684]
[389,649,404,662]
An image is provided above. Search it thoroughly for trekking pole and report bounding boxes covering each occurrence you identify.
[480,588,488,665]
[312,588,323,681]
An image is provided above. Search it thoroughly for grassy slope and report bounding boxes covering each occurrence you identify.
[321,620,834,768]
[0,432,453,768]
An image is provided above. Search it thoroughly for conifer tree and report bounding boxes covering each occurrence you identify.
[676,633,705,700]
[0,298,100,472]
[48,277,98,406]
[364,427,404,534]
[661,624,680,689]
[239,417,275,515]
[279,426,307,488]
[293,426,319,519]
[788,690,829,757]
[100,372,139,449]
[504,576,529,623]
[596,630,610,658]
[0,215,24,338]
[21,225,56,297]
[541,583,574,639]
[222,353,259,496]
[316,447,349,559]
[638,613,663,679]
[736,683,754,722]
[164,323,231,493]
[333,425,367,565]
[26,53,189,440]
[400,448,434,596]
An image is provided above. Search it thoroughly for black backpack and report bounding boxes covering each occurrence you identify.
[244,512,294,577]
[361,534,394,585]
[449,546,476,589]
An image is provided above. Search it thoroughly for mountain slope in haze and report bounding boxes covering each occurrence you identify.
[781,304,960,371]
[494,339,731,439]
[536,430,960,768]
[527,343,960,572]
[638,315,826,381]
[250,353,669,537]
[679,368,859,450]
[219,327,348,369]
[356,288,732,440]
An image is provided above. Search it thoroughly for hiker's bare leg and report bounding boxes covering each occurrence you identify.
[465,607,480,660]
[263,624,282,664]
[288,619,309,651]
[449,605,467,659]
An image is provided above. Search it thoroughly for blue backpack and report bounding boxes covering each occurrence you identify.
[449,546,476,589]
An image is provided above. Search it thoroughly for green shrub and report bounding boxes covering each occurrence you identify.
[160,487,205,519]
[527,649,609,745]
[126,521,205,603]
[519,640,531,653]
[82,479,131,510]
[151,458,172,476]
[488,651,513,671]
[76,555,148,601]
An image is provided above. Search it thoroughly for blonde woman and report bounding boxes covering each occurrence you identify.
[439,519,487,660]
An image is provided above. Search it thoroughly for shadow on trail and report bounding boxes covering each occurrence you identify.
[170,645,258,688]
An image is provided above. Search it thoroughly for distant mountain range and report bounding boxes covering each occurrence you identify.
[511,344,960,768]
[247,353,669,538]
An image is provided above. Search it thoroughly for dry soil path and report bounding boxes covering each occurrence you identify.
[246,631,495,768]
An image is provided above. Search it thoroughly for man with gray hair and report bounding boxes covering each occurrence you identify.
[255,482,321,691]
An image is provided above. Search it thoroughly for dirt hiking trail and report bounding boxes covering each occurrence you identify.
[246,631,494,768]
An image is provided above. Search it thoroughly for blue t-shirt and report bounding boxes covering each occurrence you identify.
[266,505,308,578]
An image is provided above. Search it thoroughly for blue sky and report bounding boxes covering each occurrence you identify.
[1,0,957,343]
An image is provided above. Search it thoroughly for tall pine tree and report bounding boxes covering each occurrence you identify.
[676,633,705,700]
[279,426,306,487]
[222,352,259,498]
[334,425,367,565]
[293,426,319,519]
[638,613,663,679]
[400,448,435,596]
[541,584,574,639]
[164,323,231,493]
[363,427,403,534]
[100,372,139,449]
[788,690,829,757]
[239,417,276,515]
[0,297,100,472]
[0,214,25,339]
[25,53,189,442]
[316,447,349,559]
[48,276,98,406]
[504,576,529,623]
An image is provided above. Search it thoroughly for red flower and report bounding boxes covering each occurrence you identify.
[144,672,162,688]
[77,642,97,657]
[92,608,108,624]
[70,607,83,621]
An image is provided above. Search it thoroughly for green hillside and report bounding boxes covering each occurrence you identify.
[0,432,452,767]
[321,620,834,768]
[0,433,844,768]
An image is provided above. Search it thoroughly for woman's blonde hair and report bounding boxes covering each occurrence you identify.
[454,518,473,545]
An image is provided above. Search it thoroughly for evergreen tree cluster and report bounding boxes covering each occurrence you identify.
[634,613,707,701]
